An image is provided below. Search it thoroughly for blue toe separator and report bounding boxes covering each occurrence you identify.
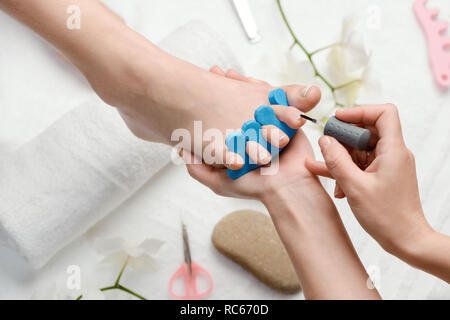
[226,88,297,179]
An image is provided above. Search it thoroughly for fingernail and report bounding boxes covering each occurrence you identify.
[296,111,304,120]
[301,86,312,97]
[320,136,332,151]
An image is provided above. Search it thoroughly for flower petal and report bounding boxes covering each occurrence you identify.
[138,238,165,255]
[93,237,126,256]
[100,252,128,266]
[128,255,158,273]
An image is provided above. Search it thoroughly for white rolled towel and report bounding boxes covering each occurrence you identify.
[0,20,241,268]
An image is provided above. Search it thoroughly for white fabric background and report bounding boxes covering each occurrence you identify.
[0,0,449,299]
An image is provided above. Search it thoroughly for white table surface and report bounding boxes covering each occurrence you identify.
[0,0,449,299]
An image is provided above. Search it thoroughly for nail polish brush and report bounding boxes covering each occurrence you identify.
[300,114,371,150]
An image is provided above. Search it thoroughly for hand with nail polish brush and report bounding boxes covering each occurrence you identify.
[306,104,450,284]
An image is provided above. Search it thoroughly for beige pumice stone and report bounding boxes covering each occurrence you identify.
[212,210,301,294]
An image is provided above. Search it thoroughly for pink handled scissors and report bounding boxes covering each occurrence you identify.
[169,223,213,300]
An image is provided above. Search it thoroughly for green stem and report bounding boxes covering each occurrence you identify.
[310,42,342,56]
[77,257,148,300]
[276,0,335,91]
[117,285,147,300]
[334,79,361,90]
[277,0,360,108]
[100,284,147,300]
[289,41,296,50]
[115,257,129,286]
[316,73,335,92]
[100,285,117,291]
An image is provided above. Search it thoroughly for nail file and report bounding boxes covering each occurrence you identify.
[231,0,262,43]
[225,88,295,180]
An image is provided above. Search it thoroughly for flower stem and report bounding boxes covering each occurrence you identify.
[276,0,334,91]
[100,284,147,300]
[310,42,342,56]
[77,257,147,300]
[334,79,361,90]
[289,41,296,50]
[115,257,129,286]
[276,0,359,107]
[118,285,147,300]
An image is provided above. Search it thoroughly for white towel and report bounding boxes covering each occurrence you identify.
[0,20,241,268]
[159,20,243,73]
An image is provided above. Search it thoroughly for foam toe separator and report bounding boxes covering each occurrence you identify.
[226,88,297,179]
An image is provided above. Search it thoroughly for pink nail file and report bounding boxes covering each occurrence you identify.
[414,0,450,89]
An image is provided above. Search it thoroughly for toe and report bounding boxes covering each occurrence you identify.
[246,141,271,165]
[261,125,290,148]
[247,77,269,85]
[270,105,306,129]
[281,85,321,112]
[225,69,248,81]
[224,151,245,170]
[210,65,225,76]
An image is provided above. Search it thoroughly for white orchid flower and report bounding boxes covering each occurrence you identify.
[94,237,164,273]
[327,14,374,107]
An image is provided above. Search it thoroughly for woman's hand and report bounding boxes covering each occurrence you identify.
[306,104,431,255]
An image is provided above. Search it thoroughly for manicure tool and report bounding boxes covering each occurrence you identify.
[414,0,450,89]
[231,0,262,43]
[225,88,371,180]
[169,222,213,300]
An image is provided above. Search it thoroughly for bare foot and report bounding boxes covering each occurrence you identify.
[80,32,321,169]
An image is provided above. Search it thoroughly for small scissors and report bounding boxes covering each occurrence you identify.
[169,222,213,299]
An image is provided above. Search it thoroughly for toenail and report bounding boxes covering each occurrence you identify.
[235,155,244,165]
[301,86,312,97]
[279,135,289,146]
[259,150,271,164]
[260,155,271,165]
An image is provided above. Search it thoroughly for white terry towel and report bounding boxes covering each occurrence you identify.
[0,20,242,268]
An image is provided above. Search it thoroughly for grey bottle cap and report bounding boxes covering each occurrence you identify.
[324,116,371,150]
